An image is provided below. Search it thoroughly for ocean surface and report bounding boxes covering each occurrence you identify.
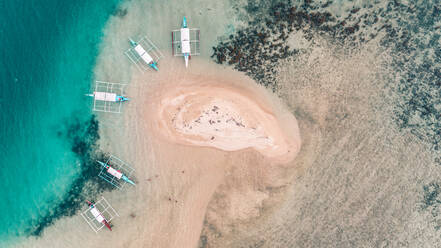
[0,0,120,246]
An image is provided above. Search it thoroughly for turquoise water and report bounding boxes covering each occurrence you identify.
[0,0,120,245]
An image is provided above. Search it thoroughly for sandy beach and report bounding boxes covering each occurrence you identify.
[110,58,302,247]
[146,71,300,163]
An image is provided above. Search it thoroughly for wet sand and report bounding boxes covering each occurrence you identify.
[17,56,302,248]
[112,58,302,247]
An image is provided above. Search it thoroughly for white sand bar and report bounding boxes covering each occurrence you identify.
[147,69,301,163]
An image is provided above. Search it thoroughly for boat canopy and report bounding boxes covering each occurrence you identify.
[180,28,191,54]
[134,44,154,64]
[94,92,117,102]
[107,167,123,179]
[90,208,105,223]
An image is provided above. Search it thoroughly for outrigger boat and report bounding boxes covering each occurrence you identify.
[86,200,112,231]
[172,16,200,68]
[98,160,136,186]
[87,81,129,114]
[81,196,119,233]
[129,38,159,71]
[125,36,163,73]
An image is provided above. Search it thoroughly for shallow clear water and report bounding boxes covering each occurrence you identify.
[0,0,120,245]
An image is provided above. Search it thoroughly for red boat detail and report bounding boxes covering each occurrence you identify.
[102,220,112,231]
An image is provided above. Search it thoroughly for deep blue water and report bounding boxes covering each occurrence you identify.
[0,0,121,245]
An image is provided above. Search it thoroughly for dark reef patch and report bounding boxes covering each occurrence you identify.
[376,1,441,158]
[422,182,441,230]
[211,0,379,91]
[26,115,115,237]
[212,0,440,159]
[113,7,128,18]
